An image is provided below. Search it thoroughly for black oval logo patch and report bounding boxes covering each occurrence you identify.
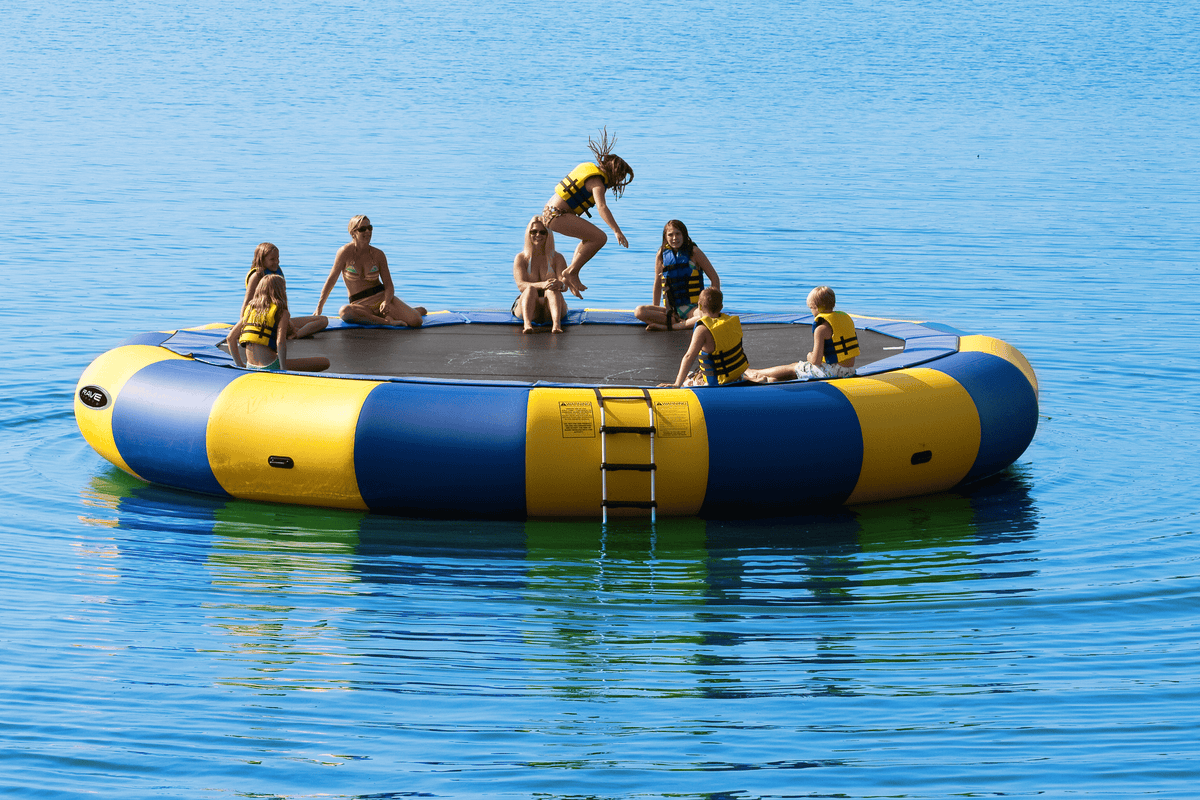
[79,385,110,410]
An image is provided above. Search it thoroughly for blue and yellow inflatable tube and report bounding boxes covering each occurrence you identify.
[74,316,1037,518]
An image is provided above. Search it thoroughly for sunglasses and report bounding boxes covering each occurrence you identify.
[354,225,373,233]
[530,229,547,237]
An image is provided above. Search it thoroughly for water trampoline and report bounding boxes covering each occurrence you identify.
[74,310,1038,519]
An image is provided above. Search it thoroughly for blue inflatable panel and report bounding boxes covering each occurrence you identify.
[117,331,176,348]
[926,351,1039,485]
[696,381,864,515]
[112,360,240,497]
[354,382,528,517]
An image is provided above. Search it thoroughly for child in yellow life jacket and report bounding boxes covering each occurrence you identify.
[226,274,330,373]
[541,127,634,299]
[743,286,858,382]
[660,288,750,388]
[634,219,721,331]
[241,242,327,340]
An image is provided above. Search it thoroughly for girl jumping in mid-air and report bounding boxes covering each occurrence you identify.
[227,274,330,373]
[634,220,721,331]
[241,242,327,339]
[541,128,634,298]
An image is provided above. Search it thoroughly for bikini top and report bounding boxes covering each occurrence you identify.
[345,261,380,278]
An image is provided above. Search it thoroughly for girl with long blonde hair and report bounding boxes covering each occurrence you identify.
[227,273,330,372]
[512,216,568,333]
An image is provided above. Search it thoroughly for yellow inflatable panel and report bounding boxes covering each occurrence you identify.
[959,334,1038,398]
[836,368,982,504]
[74,345,189,478]
[206,373,380,510]
[525,388,709,517]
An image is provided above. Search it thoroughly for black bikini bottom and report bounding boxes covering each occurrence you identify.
[349,283,385,302]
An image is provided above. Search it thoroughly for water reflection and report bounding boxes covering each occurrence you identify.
[77,466,1040,700]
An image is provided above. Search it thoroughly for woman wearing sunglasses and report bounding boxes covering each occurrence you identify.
[512,216,568,333]
[315,215,426,327]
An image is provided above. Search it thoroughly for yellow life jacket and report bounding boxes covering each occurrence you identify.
[555,162,608,217]
[698,314,749,385]
[239,303,279,350]
[814,310,859,364]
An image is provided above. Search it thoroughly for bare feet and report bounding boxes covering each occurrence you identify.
[523,325,535,334]
[552,326,564,334]
[415,307,427,316]
[562,270,587,298]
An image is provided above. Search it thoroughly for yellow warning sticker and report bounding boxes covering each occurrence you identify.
[558,401,596,438]
[655,401,692,438]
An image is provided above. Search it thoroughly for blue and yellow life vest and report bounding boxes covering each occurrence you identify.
[698,314,749,386]
[239,303,280,351]
[661,249,704,312]
[244,264,284,287]
[555,162,608,217]
[815,311,859,364]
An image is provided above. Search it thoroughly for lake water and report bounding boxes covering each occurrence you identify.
[2,0,1198,796]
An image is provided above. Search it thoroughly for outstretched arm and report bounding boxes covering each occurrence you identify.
[692,247,720,291]
[651,252,664,305]
[314,253,343,316]
[375,251,396,312]
[661,325,712,387]
[226,322,245,368]
[591,183,628,248]
[807,322,831,366]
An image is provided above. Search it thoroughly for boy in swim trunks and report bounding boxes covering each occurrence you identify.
[743,286,859,382]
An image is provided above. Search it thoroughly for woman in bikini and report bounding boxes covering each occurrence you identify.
[314,216,426,327]
[541,128,634,298]
[512,216,568,333]
[242,242,327,339]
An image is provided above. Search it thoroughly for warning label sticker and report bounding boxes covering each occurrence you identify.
[559,401,596,438]
[655,401,692,438]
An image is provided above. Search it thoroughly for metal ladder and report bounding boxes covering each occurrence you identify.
[594,388,657,524]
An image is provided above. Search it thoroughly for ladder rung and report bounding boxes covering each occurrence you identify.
[601,462,657,472]
[598,395,651,402]
[602,500,658,509]
[601,425,655,435]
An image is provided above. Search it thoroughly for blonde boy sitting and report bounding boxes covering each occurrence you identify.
[743,286,858,383]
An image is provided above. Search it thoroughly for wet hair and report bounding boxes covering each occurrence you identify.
[808,285,836,312]
[588,127,634,199]
[699,287,723,315]
[348,215,371,235]
[251,242,279,274]
[659,220,695,258]
[249,273,288,316]
[523,215,560,263]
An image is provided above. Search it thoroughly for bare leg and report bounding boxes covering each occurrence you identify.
[340,304,390,325]
[518,287,540,333]
[289,315,328,339]
[743,363,800,383]
[385,298,424,328]
[547,214,607,297]
[548,289,567,333]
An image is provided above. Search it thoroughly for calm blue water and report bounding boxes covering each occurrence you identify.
[2,0,1199,796]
